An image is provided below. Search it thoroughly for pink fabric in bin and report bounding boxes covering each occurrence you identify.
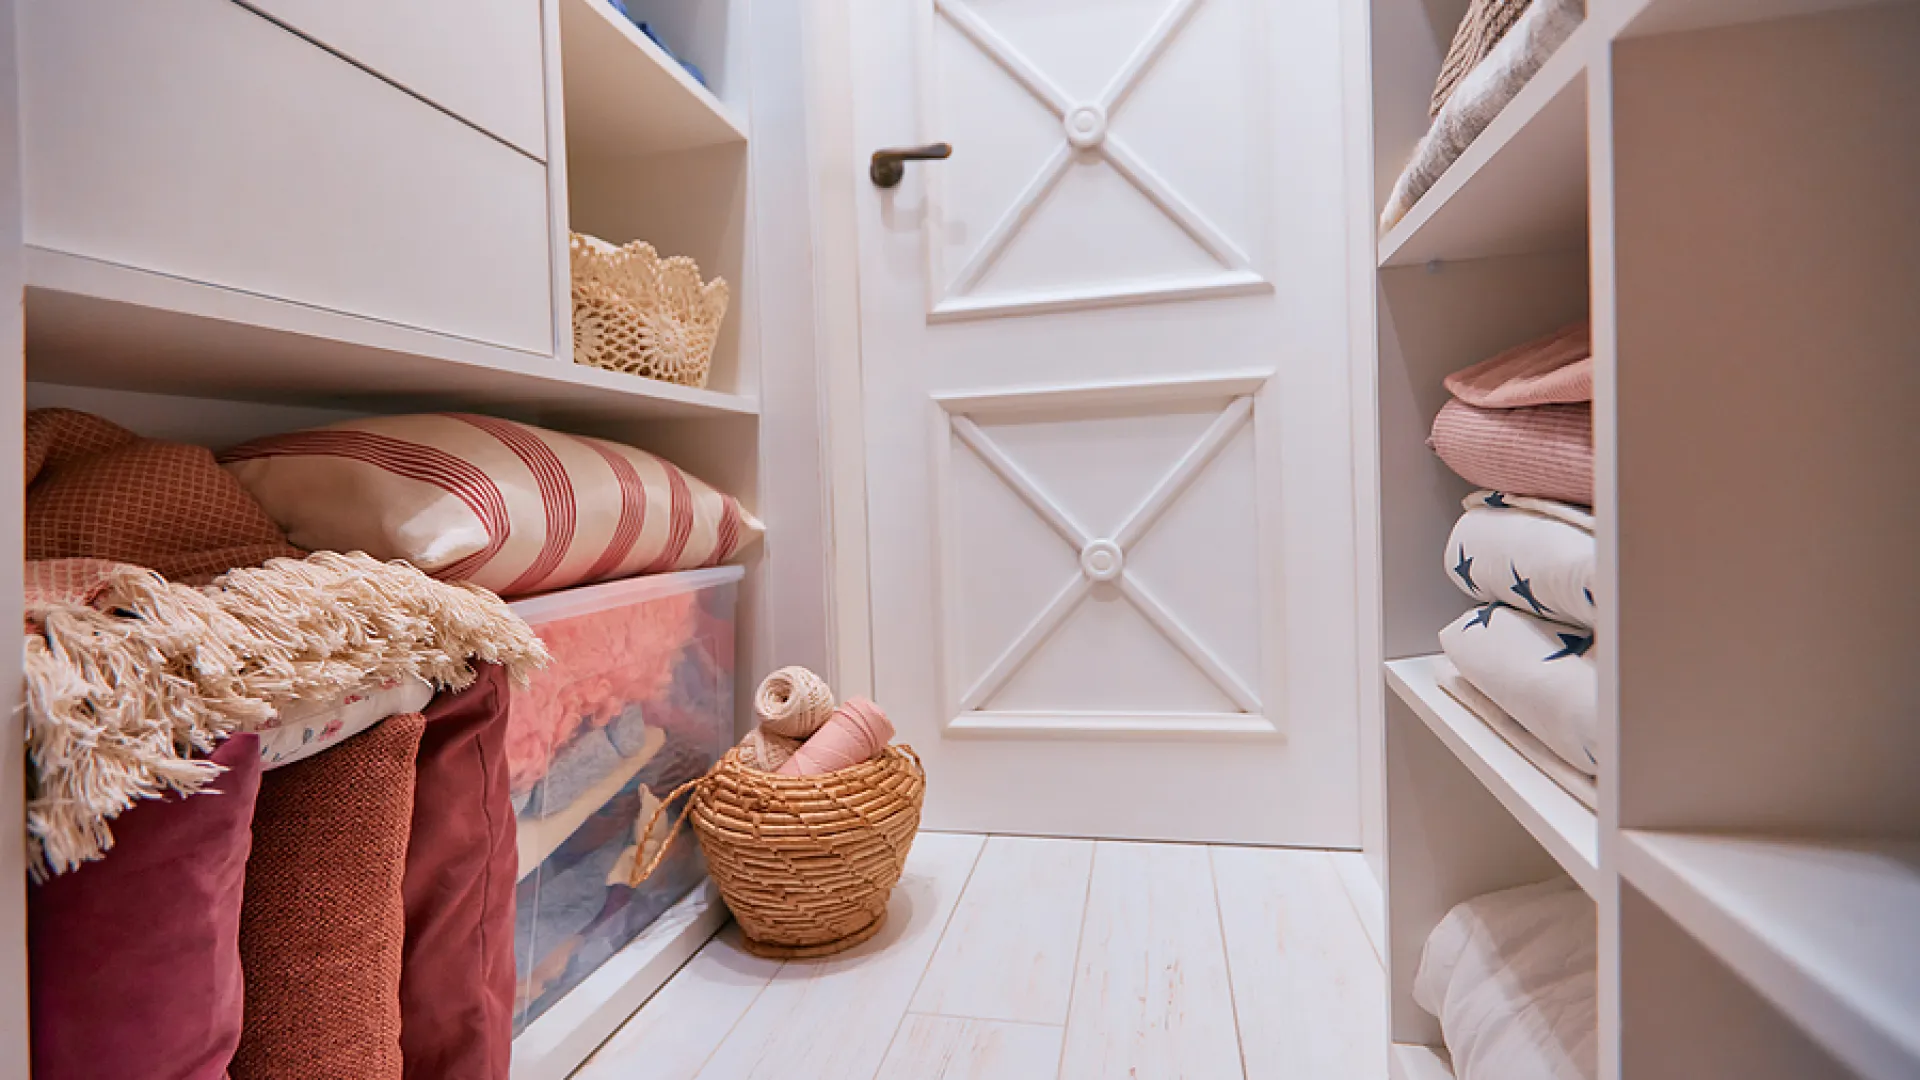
[1430,399,1593,507]
[506,590,698,794]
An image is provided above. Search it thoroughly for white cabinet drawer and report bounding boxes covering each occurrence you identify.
[21,0,555,357]
[240,0,549,160]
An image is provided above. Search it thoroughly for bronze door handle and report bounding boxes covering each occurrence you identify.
[870,143,952,188]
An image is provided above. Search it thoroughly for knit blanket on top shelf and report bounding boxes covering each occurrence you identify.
[1381,0,1586,232]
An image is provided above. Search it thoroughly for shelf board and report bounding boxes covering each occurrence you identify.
[1610,0,1916,38]
[24,248,758,425]
[1378,22,1592,268]
[557,0,746,161]
[1389,1043,1455,1080]
[1386,655,1601,895]
[1620,831,1920,1080]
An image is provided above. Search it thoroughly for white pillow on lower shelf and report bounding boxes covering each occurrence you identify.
[1414,877,1598,1080]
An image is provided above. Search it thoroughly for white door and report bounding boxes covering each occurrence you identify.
[851,0,1361,845]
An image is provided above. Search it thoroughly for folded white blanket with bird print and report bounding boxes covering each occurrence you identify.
[1439,661,1597,810]
[1440,601,1598,776]
[1445,490,1596,630]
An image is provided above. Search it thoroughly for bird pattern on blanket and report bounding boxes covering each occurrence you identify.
[1441,602,1599,775]
[1445,492,1597,631]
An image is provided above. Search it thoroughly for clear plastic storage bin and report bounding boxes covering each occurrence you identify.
[505,565,741,1032]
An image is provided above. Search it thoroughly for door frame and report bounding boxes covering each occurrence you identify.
[806,0,1386,854]
[806,0,878,701]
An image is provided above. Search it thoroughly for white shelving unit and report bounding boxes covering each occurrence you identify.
[556,0,746,158]
[1386,655,1598,894]
[1390,1041,1457,1080]
[1365,0,1920,1077]
[1377,20,1590,268]
[2,0,831,1078]
[25,248,760,424]
[1619,834,1920,1080]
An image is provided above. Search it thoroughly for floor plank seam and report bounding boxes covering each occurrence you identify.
[688,928,782,1080]
[905,1011,1067,1030]
[1329,856,1387,972]
[1208,846,1255,1080]
[866,837,990,1080]
[1052,839,1102,1080]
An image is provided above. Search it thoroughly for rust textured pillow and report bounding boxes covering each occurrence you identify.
[401,664,519,1080]
[26,408,302,584]
[28,734,260,1080]
[232,714,427,1080]
[220,413,762,598]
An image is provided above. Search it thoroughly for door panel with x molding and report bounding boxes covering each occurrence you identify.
[853,0,1362,844]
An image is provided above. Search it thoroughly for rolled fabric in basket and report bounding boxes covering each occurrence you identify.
[754,666,836,739]
[778,698,894,777]
[737,728,801,772]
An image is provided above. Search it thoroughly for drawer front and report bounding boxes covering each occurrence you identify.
[241,0,548,160]
[21,0,555,356]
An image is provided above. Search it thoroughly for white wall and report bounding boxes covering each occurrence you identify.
[0,0,25,1066]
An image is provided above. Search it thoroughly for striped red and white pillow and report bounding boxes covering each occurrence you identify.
[221,414,760,598]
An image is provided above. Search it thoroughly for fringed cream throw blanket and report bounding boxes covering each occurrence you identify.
[25,553,549,879]
[22,407,554,879]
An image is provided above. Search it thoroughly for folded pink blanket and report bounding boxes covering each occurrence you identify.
[1430,400,1592,507]
[1444,321,1592,408]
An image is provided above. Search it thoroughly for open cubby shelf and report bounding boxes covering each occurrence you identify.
[5,1,788,1078]
[1369,0,1920,1076]
[1386,655,1598,894]
[1377,21,1591,268]
[25,248,760,426]
[556,0,746,161]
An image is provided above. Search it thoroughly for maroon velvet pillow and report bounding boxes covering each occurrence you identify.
[401,663,519,1080]
[29,733,262,1080]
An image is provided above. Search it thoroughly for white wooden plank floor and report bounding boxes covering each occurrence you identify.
[578,834,1386,1080]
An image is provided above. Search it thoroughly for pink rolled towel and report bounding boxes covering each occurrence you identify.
[778,698,895,777]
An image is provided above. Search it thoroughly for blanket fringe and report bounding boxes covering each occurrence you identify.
[24,552,550,879]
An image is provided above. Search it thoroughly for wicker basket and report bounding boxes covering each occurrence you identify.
[569,232,729,388]
[631,744,925,958]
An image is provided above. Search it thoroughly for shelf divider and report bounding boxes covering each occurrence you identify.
[1619,831,1920,1080]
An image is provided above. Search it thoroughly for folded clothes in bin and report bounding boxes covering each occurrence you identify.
[506,567,739,1032]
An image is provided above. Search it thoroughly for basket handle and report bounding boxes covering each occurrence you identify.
[625,770,710,889]
[894,743,923,775]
